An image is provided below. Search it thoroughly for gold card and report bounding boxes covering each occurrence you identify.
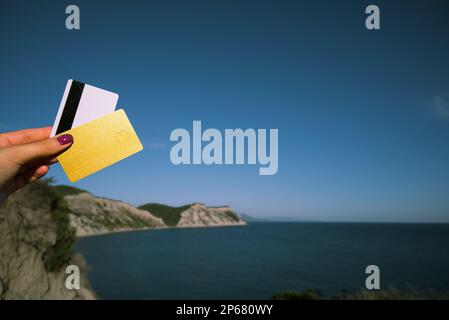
[57,109,143,182]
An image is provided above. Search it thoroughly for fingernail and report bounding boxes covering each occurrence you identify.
[57,134,73,145]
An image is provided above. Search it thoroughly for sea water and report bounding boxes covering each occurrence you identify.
[75,222,449,299]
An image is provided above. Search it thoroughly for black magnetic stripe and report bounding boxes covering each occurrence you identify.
[56,80,85,134]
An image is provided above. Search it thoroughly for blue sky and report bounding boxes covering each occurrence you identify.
[1,0,449,222]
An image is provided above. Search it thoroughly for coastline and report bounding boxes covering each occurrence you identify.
[76,221,247,239]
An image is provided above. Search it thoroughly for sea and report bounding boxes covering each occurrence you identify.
[75,222,449,299]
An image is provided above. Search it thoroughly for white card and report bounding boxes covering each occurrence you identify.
[50,79,118,136]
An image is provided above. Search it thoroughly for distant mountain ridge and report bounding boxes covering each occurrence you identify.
[54,185,246,237]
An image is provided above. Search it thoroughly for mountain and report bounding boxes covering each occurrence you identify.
[56,186,246,236]
[139,203,246,228]
[137,203,192,227]
[64,193,165,237]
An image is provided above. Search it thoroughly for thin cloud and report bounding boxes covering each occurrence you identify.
[143,141,167,150]
[431,95,449,120]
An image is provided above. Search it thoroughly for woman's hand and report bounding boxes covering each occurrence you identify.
[0,127,73,204]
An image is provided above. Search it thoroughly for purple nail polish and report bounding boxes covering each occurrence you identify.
[57,134,73,145]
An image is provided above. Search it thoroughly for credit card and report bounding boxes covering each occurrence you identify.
[57,109,143,182]
[50,79,118,136]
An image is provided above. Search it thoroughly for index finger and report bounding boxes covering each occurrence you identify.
[0,127,52,147]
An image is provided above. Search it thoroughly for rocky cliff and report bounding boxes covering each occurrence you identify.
[61,189,246,236]
[0,181,94,299]
[177,203,246,227]
[64,192,165,237]
[138,202,246,228]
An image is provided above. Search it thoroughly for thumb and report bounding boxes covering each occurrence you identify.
[10,134,73,165]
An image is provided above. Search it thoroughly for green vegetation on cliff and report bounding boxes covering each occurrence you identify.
[42,181,76,272]
[223,210,240,222]
[138,203,192,226]
[272,288,449,300]
[54,185,89,197]
[273,289,321,300]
